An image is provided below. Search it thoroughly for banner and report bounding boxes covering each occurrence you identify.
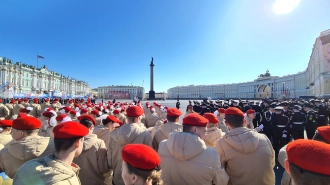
[106,91,130,99]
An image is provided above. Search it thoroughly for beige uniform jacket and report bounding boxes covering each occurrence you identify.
[159,132,229,185]
[159,110,167,120]
[0,104,10,119]
[117,113,127,125]
[217,117,229,133]
[107,123,152,185]
[73,134,109,185]
[204,127,224,148]
[12,104,24,116]
[0,133,13,148]
[13,154,81,185]
[40,102,51,112]
[245,116,261,132]
[30,103,41,118]
[93,125,111,147]
[216,127,275,185]
[152,121,182,151]
[0,135,55,178]
[278,145,292,185]
[22,102,30,108]
[5,104,13,119]
[145,112,159,128]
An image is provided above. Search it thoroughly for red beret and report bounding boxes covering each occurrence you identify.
[167,108,182,117]
[12,117,41,130]
[0,120,12,127]
[218,108,226,113]
[126,106,144,117]
[18,113,27,118]
[69,110,77,115]
[45,98,50,102]
[203,113,219,124]
[33,98,38,103]
[122,144,160,170]
[183,113,208,127]
[91,110,99,115]
[74,103,80,108]
[0,99,2,103]
[68,99,73,103]
[317,126,330,143]
[42,111,54,118]
[113,110,120,114]
[20,108,27,113]
[63,107,72,113]
[187,105,193,109]
[18,99,22,103]
[56,114,67,121]
[246,109,256,114]
[53,121,89,139]
[287,139,330,176]
[225,107,244,118]
[23,98,28,101]
[80,108,88,114]
[106,115,118,123]
[78,115,96,125]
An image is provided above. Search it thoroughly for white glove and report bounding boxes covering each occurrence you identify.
[282,134,287,138]
[258,124,264,129]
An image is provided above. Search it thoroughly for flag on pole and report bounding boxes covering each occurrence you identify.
[37,55,45,59]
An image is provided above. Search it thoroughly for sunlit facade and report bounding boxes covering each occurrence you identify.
[0,57,90,96]
[168,29,330,99]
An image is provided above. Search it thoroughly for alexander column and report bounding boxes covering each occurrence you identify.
[149,57,156,99]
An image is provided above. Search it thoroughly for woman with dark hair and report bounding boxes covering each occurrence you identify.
[122,144,162,185]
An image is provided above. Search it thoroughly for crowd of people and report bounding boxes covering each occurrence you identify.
[0,97,328,185]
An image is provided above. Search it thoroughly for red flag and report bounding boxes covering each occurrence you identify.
[87,96,91,104]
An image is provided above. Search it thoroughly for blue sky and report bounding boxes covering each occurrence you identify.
[0,0,329,92]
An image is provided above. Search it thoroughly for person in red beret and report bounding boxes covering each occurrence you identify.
[90,109,102,126]
[40,98,51,115]
[73,115,110,185]
[215,108,229,133]
[107,105,152,185]
[244,109,264,132]
[13,121,89,184]
[145,106,160,128]
[22,98,30,108]
[184,105,194,117]
[69,110,80,122]
[113,109,127,125]
[0,120,13,147]
[159,113,229,185]
[152,107,183,151]
[0,99,10,120]
[29,98,41,118]
[121,144,162,185]
[93,115,121,146]
[12,99,25,119]
[215,107,275,185]
[203,113,224,148]
[278,125,330,185]
[0,116,55,179]
[284,140,330,185]
[4,100,15,120]
[51,99,61,113]
[80,108,89,115]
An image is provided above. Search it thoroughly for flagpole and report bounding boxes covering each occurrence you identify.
[37,53,38,69]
